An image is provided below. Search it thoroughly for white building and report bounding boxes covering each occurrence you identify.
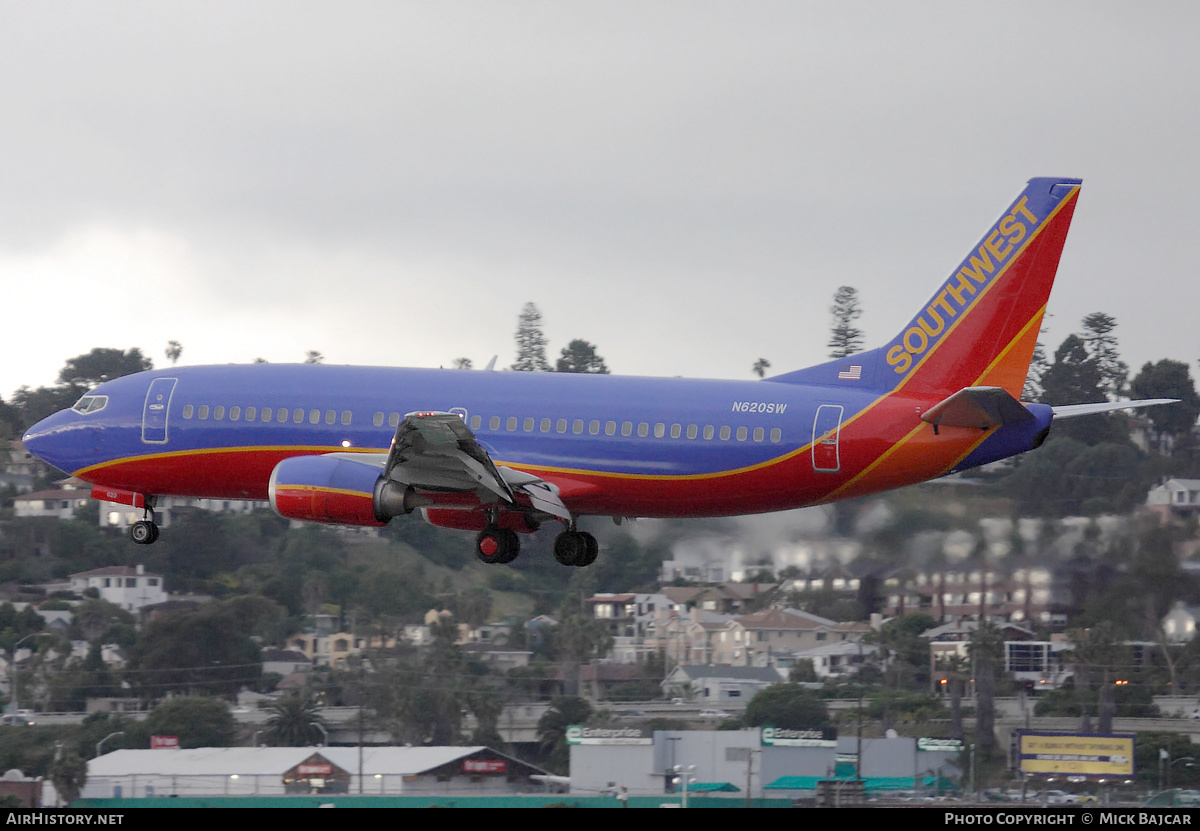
[69,565,167,613]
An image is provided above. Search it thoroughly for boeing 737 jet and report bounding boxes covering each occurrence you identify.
[21,177,1172,567]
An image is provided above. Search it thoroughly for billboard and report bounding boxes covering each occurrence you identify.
[1016,731,1135,778]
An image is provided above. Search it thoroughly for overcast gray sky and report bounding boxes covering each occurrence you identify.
[2,1,1197,400]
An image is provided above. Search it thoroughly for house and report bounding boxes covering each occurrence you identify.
[1147,479,1200,522]
[14,487,91,520]
[68,565,167,613]
[662,664,784,705]
[711,607,870,668]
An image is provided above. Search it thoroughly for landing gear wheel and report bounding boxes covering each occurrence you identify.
[554,530,597,567]
[130,520,159,545]
[475,528,520,564]
[578,532,598,567]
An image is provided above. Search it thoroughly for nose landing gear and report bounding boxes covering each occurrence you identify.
[129,497,159,545]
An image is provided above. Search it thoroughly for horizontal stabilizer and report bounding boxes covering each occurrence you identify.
[1051,399,1178,419]
[922,386,1033,431]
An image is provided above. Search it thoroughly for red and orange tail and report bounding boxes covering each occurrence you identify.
[773,178,1081,398]
[882,177,1081,398]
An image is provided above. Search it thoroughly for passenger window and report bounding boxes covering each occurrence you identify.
[670,424,682,439]
[389,413,400,427]
[753,427,764,442]
[540,418,551,433]
[737,426,748,441]
[262,408,272,423]
[470,415,481,429]
[720,426,731,440]
[230,406,241,421]
[703,425,714,440]
[373,412,384,427]
[573,419,584,434]
[278,408,289,422]
[490,416,500,430]
[246,406,257,421]
[214,406,225,420]
[557,419,568,434]
[183,404,194,419]
[506,417,517,431]
[622,422,632,436]
[654,423,665,438]
[524,417,535,432]
[325,410,336,425]
[309,410,321,424]
[341,411,352,425]
[293,409,304,424]
[589,420,600,435]
[687,425,698,439]
[770,428,782,443]
[198,405,209,420]
[638,423,649,437]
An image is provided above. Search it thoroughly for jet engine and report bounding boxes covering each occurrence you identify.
[269,455,390,527]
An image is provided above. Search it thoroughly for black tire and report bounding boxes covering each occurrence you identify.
[475,529,505,564]
[577,532,599,567]
[553,531,586,566]
[130,521,156,545]
[498,529,521,563]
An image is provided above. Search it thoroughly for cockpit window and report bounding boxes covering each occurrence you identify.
[71,395,109,415]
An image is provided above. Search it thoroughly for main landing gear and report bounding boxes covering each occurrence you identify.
[473,517,599,568]
[129,497,159,545]
[553,529,598,568]
[475,527,520,564]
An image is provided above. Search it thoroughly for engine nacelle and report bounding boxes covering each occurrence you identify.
[269,455,388,527]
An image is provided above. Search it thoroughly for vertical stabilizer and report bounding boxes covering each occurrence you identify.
[771,178,1081,397]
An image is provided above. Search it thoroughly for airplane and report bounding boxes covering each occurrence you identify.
[21,177,1175,568]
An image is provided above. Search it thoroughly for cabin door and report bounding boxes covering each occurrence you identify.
[141,378,177,444]
[812,404,844,472]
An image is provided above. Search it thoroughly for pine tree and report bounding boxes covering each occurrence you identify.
[511,302,551,371]
[827,286,864,358]
[1080,312,1127,401]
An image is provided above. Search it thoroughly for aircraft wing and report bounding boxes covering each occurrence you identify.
[1051,399,1178,418]
[332,411,572,521]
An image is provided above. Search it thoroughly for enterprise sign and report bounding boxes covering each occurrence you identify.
[760,726,837,748]
[565,725,652,745]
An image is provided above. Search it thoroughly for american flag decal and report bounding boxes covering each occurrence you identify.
[837,365,862,380]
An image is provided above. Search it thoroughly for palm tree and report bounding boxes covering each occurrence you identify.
[263,694,327,746]
[537,696,592,774]
[968,622,1004,758]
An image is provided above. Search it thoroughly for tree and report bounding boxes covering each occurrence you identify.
[752,358,771,378]
[1130,359,1200,443]
[164,340,183,365]
[556,339,609,374]
[143,697,237,748]
[263,694,327,746]
[537,696,592,774]
[125,605,261,699]
[57,348,152,389]
[1080,312,1128,400]
[828,286,864,359]
[968,622,1004,758]
[48,752,87,806]
[743,684,830,729]
[304,351,323,364]
[452,357,473,370]
[511,302,551,371]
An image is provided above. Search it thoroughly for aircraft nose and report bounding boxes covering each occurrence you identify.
[22,411,80,474]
